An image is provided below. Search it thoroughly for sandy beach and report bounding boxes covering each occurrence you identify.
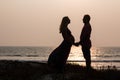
[0,60,120,80]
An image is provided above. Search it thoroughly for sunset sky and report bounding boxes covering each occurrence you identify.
[0,0,120,47]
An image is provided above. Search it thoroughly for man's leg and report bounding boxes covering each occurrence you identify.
[82,47,91,69]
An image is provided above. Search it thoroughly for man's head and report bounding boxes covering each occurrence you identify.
[83,14,90,24]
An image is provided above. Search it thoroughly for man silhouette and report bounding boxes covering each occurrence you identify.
[75,14,92,70]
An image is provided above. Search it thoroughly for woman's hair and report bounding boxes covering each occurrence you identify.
[59,16,70,33]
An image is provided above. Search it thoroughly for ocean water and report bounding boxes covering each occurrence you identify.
[0,46,120,69]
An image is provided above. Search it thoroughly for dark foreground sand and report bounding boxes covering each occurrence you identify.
[0,60,120,80]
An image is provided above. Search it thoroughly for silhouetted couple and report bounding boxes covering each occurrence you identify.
[48,15,92,72]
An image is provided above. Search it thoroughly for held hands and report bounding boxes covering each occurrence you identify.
[74,42,80,46]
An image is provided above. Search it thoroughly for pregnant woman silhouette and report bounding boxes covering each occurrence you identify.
[48,16,75,72]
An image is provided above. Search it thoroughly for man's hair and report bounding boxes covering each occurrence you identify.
[84,14,91,22]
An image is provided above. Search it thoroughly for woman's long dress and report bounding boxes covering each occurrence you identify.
[47,28,74,71]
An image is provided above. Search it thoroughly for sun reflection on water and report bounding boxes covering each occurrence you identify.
[68,46,98,67]
[68,45,84,61]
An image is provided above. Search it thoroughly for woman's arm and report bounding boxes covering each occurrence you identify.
[62,29,74,44]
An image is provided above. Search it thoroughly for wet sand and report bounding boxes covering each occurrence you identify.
[0,60,120,80]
